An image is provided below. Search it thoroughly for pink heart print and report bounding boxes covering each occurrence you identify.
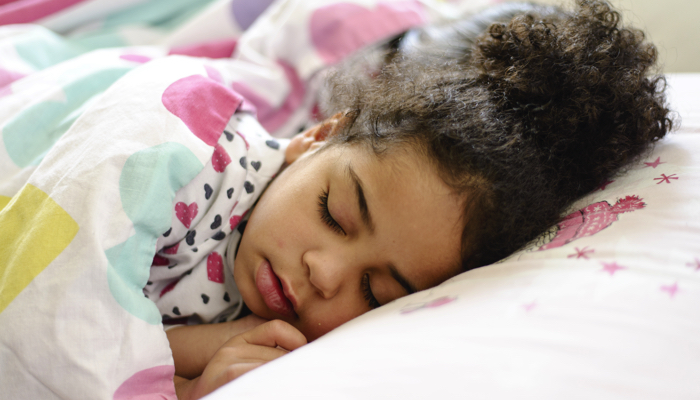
[163,243,179,255]
[160,279,179,297]
[236,131,249,150]
[212,144,232,173]
[151,255,170,266]
[229,208,249,231]
[310,1,425,65]
[229,215,242,231]
[207,252,225,283]
[175,202,198,229]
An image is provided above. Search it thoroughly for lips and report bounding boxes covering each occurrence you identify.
[256,260,296,318]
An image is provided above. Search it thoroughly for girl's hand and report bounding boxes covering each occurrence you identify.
[168,314,268,379]
[176,319,307,400]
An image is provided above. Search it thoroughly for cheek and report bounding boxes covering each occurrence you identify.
[299,318,342,342]
[260,192,319,249]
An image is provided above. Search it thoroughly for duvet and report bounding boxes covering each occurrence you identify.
[0,0,471,398]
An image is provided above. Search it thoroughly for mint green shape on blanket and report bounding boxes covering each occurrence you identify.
[3,67,132,168]
[68,0,216,50]
[102,0,216,31]
[106,142,203,324]
[14,27,84,70]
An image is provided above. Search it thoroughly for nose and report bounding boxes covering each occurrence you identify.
[304,249,351,299]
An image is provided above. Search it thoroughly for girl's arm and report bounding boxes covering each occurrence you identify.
[172,319,307,400]
[166,314,268,379]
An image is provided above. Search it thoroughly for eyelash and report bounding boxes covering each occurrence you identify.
[318,189,345,235]
[362,273,380,309]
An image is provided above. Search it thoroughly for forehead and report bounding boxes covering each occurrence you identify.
[337,144,464,289]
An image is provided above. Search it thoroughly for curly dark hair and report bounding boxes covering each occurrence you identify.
[324,0,672,271]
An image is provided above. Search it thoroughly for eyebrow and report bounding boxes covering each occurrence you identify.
[346,164,418,296]
[390,265,418,295]
[347,165,375,233]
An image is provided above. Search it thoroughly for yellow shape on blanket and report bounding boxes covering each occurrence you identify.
[0,184,78,315]
[0,196,10,211]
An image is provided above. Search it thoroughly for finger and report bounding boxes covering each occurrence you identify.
[193,362,266,399]
[235,319,307,351]
[229,314,268,336]
[212,343,288,364]
[212,362,265,390]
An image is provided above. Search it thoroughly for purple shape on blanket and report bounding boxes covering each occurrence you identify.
[120,54,152,64]
[162,74,244,147]
[310,1,426,65]
[113,365,176,400]
[231,60,304,133]
[231,0,275,30]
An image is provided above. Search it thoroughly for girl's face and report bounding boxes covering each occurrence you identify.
[233,122,464,341]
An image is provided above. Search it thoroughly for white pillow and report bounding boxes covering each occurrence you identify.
[205,73,700,400]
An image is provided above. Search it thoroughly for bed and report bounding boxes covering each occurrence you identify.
[210,73,700,399]
[1,1,698,399]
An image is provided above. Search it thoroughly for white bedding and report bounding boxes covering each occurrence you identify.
[0,0,696,398]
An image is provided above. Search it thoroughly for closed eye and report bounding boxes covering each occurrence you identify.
[318,189,345,235]
[361,273,380,309]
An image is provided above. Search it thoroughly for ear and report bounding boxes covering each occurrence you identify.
[284,112,347,164]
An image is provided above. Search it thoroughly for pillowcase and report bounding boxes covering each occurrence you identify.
[205,73,700,400]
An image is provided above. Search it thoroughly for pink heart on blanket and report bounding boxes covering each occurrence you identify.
[119,54,151,64]
[162,74,243,146]
[0,86,12,98]
[169,39,238,59]
[175,202,198,229]
[204,65,223,84]
[0,67,25,88]
[113,365,176,400]
[207,252,225,283]
[310,1,425,65]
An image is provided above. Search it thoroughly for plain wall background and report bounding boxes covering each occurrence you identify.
[503,0,699,72]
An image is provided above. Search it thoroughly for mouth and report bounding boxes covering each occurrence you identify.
[255,260,297,318]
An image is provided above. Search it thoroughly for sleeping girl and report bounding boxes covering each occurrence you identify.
[163,1,672,398]
[0,1,671,399]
